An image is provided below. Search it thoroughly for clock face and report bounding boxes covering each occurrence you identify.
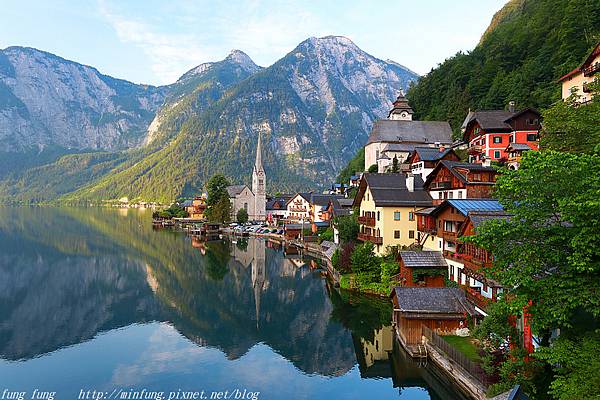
[401,112,407,118]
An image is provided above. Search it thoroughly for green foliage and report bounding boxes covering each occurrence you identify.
[336,147,364,184]
[203,241,230,280]
[236,207,249,224]
[541,79,600,153]
[367,164,378,173]
[206,174,231,223]
[333,213,359,244]
[331,248,340,269]
[318,227,334,243]
[407,0,600,134]
[411,267,445,283]
[155,205,188,219]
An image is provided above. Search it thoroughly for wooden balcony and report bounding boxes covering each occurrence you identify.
[439,230,458,241]
[358,233,383,244]
[583,62,600,77]
[462,285,494,312]
[358,215,376,226]
[468,145,483,155]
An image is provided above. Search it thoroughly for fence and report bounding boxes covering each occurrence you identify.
[421,325,490,387]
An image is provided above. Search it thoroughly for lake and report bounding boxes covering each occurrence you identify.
[0,207,468,400]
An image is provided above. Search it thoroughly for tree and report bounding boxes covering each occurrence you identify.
[468,150,600,397]
[541,79,600,153]
[205,174,231,223]
[391,155,400,173]
[334,214,359,244]
[236,208,249,224]
[367,164,378,173]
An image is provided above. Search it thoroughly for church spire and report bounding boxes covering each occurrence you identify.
[388,90,414,121]
[254,132,264,172]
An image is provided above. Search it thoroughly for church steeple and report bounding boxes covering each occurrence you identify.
[252,133,266,220]
[388,90,414,121]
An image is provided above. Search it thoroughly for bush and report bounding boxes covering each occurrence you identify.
[236,208,249,224]
[319,227,334,243]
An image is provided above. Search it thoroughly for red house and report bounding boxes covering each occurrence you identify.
[462,106,541,164]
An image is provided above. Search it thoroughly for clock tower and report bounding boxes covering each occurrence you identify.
[252,133,266,221]
[388,91,413,121]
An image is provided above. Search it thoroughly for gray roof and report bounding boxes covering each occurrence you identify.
[367,120,453,145]
[506,143,533,151]
[381,143,419,153]
[358,173,432,207]
[468,211,511,228]
[337,198,354,207]
[425,160,497,187]
[415,206,436,215]
[227,185,249,197]
[181,200,193,207]
[463,110,514,132]
[413,146,454,161]
[391,287,476,315]
[311,194,344,207]
[400,251,448,268]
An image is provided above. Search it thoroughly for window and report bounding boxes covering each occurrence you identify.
[394,211,401,221]
[508,136,513,143]
[244,202,248,211]
[377,211,380,221]
[408,211,414,221]
[494,150,501,159]
[527,133,538,141]
[493,136,502,144]
[458,191,463,199]
[394,230,400,239]
[444,221,453,232]
[409,230,415,239]
[449,192,454,199]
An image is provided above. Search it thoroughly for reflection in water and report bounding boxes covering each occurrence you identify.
[0,207,467,399]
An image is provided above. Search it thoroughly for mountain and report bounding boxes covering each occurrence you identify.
[66,36,419,202]
[0,46,166,152]
[406,0,600,135]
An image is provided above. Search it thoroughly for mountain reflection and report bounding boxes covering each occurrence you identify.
[0,207,355,376]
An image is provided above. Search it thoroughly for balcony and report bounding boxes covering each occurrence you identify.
[358,215,376,226]
[468,145,483,155]
[583,62,600,77]
[439,230,457,241]
[358,233,383,244]
[430,181,451,190]
[462,285,494,312]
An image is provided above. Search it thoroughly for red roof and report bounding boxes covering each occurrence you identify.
[558,41,600,82]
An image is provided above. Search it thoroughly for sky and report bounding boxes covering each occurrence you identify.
[0,0,507,86]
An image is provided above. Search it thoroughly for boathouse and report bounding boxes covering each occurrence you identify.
[390,287,475,350]
[395,251,447,287]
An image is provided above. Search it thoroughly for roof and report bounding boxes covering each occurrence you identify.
[181,200,193,207]
[424,160,497,188]
[227,185,249,197]
[467,210,511,228]
[391,287,475,315]
[354,173,432,208]
[400,251,448,268]
[287,192,312,205]
[366,120,453,145]
[266,196,292,210]
[415,206,436,215]
[311,194,344,207]
[559,41,600,81]
[381,143,419,153]
[505,143,532,152]
[350,175,359,180]
[443,199,504,216]
[412,146,454,162]
[337,198,354,207]
[464,110,514,132]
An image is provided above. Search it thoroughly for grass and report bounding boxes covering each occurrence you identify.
[442,335,482,362]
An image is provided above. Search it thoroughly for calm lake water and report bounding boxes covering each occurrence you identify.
[0,207,468,400]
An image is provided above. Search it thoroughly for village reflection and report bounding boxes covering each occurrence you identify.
[0,207,468,398]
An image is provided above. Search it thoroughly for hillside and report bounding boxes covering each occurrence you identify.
[406,0,600,134]
[65,36,419,202]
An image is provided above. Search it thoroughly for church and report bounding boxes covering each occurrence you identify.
[227,134,267,221]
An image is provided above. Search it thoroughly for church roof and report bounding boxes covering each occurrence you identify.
[366,120,453,145]
[227,185,250,197]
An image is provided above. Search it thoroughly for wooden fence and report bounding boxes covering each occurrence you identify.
[422,325,491,387]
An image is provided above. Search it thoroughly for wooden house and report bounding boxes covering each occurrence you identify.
[424,160,498,205]
[405,146,460,180]
[558,40,600,103]
[505,143,532,170]
[183,197,207,220]
[390,287,475,350]
[394,251,447,287]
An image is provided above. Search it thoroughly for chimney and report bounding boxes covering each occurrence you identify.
[508,101,516,113]
[439,145,446,153]
[406,173,414,192]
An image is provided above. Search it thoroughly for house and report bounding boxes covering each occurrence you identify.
[353,173,432,255]
[390,287,475,352]
[349,174,361,188]
[285,193,312,223]
[417,199,504,254]
[505,143,533,170]
[558,41,600,103]
[405,146,460,180]
[227,133,267,221]
[423,160,498,205]
[266,194,292,224]
[462,106,541,164]
[364,93,453,172]
[330,183,348,195]
[323,198,354,244]
[394,251,448,287]
[183,197,207,220]
[310,194,345,223]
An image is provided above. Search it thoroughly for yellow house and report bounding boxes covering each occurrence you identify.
[353,173,433,255]
[559,41,600,103]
